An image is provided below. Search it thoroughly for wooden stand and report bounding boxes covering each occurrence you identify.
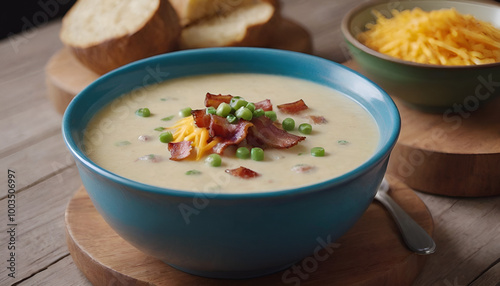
[343,61,500,197]
[45,18,312,115]
[387,96,500,197]
[65,176,433,286]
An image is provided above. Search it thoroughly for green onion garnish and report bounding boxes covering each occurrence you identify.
[235,107,253,121]
[135,108,151,117]
[114,141,131,147]
[179,107,192,117]
[311,147,325,157]
[216,102,231,117]
[298,123,312,134]
[185,170,202,175]
[236,147,250,159]
[159,132,174,143]
[282,118,295,131]
[264,111,277,122]
[251,147,264,161]
[161,115,174,121]
[205,154,222,167]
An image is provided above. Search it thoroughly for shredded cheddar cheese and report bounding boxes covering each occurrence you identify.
[357,8,500,65]
[166,116,221,160]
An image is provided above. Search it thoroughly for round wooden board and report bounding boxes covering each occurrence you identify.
[65,176,433,286]
[387,96,500,197]
[45,18,312,115]
[343,61,500,197]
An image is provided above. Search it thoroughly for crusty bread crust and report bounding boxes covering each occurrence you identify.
[232,0,280,47]
[61,0,180,74]
[179,0,280,49]
[170,0,261,27]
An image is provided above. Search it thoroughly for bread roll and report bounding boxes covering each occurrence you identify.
[170,0,257,26]
[60,0,180,74]
[179,0,279,49]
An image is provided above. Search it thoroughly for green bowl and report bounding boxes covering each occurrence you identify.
[341,0,500,113]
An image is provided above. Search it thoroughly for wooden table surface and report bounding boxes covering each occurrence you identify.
[1,0,500,285]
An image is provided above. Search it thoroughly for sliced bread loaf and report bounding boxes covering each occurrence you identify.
[60,0,180,74]
[179,0,279,49]
[170,0,257,26]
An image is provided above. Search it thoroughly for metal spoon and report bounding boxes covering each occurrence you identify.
[374,178,436,255]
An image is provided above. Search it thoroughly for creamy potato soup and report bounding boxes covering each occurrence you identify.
[84,73,379,193]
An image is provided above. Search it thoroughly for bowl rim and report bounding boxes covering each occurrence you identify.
[341,0,500,70]
[62,47,400,199]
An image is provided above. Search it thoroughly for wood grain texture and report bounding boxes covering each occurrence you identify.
[45,48,100,114]
[0,166,82,285]
[343,61,500,197]
[65,176,433,286]
[2,1,500,285]
[470,262,500,286]
[411,192,500,286]
[0,132,74,192]
[387,95,500,197]
[45,18,312,115]
[15,256,88,286]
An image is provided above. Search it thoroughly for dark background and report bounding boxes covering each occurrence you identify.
[1,0,77,40]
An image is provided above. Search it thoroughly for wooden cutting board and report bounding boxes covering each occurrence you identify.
[45,18,312,114]
[344,61,500,197]
[65,176,434,286]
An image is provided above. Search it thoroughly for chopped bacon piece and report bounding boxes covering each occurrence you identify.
[210,116,253,154]
[247,116,306,149]
[191,111,254,154]
[309,115,327,124]
[204,93,233,108]
[277,99,308,114]
[191,109,211,128]
[168,141,193,161]
[254,99,273,111]
[225,166,260,179]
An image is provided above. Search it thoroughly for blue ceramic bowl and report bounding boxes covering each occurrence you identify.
[62,48,400,279]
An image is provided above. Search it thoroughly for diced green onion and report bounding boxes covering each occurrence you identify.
[311,147,325,157]
[226,114,238,124]
[251,147,264,161]
[154,127,165,131]
[114,141,131,147]
[185,170,201,175]
[205,154,222,167]
[161,115,174,121]
[245,102,256,112]
[235,107,253,121]
[264,111,277,122]
[236,147,250,159]
[135,108,151,117]
[159,132,174,143]
[253,108,265,118]
[179,107,192,117]
[338,140,350,145]
[282,118,295,131]
[298,123,312,134]
[206,106,217,115]
[216,102,231,117]
[230,97,248,110]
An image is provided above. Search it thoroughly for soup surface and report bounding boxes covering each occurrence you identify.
[85,73,379,193]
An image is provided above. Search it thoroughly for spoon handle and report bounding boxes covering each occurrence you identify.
[375,191,436,255]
